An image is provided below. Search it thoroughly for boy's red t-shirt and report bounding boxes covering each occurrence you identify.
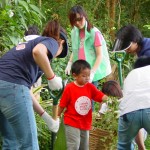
[59,82,105,130]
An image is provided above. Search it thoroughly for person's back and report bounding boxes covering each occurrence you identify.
[118,56,150,150]
[119,59,150,116]
[0,20,68,150]
[0,36,58,88]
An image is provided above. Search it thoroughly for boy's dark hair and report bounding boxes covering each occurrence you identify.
[114,24,143,51]
[102,80,123,98]
[24,25,39,36]
[68,5,93,32]
[134,56,150,69]
[71,60,91,75]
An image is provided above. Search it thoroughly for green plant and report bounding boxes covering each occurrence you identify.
[0,0,45,56]
[36,99,54,150]
[145,135,150,150]
[92,97,119,149]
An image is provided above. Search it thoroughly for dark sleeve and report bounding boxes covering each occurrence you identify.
[143,51,150,56]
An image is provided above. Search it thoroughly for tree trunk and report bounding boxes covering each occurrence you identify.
[109,0,117,40]
[131,0,141,24]
[39,0,41,8]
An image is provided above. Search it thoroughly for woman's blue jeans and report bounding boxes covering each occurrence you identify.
[117,108,150,150]
[0,80,39,150]
[92,81,98,111]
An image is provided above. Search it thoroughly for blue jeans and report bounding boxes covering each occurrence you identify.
[117,109,150,150]
[0,80,39,150]
[92,81,98,111]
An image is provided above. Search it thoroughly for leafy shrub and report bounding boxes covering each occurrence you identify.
[92,97,119,149]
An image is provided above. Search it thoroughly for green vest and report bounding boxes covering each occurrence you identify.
[71,24,111,81]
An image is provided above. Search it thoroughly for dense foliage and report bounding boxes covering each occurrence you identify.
[0,0,150,149]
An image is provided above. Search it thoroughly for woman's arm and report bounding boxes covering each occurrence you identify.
[32,43,55,79]
[69,52,73,62]
[30,89,45,115]
[92,46,102,72]
[65,52,73,75]
[33,43,63,91]
[30,89,60,132]
[102,95,108,102]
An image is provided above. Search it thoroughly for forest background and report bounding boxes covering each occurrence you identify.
[0,0,150,149]
[0,0,150,79]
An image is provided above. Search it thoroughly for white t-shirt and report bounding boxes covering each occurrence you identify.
[119,65,150,116]
[24,35,39,41]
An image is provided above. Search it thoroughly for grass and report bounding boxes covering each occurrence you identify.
[145,135,150,150]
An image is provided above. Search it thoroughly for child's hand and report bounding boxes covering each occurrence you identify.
[102,95,108,103]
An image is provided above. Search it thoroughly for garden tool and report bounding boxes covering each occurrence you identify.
[53,116,67,150]
[114,52,126,88]
[112,38,131,88]
[48,79,68,150]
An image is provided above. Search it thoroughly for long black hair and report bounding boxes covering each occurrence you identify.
[116,24,143,49]
[68,5,93,32]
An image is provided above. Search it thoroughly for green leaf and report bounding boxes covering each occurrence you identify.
[8,35,19,45]
[54,118,67,150]
[19,0,30,13]
[30,11,43,26]
[29,4,45,19]
[17,10,28,29]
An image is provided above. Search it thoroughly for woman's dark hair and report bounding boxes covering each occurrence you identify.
[116,24,143,48]
[134,56,150,69]
[102,80,123,98]
[24,25,39,36]
[71,60,91,75]
[68,5,93,32]
[42,20,60,40]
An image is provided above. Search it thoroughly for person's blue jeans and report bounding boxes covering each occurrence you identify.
[0,80,39,150]
[91,81,98,111]
[117,108,150,150]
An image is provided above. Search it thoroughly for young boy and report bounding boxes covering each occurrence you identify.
[58,59,107,150]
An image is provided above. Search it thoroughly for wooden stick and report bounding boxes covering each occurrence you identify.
[52,105,58,120]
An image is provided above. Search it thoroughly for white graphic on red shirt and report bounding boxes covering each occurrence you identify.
[75,96,91,115]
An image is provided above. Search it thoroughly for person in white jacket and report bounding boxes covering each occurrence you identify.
[118,56,150,150]
[99,79,147,150]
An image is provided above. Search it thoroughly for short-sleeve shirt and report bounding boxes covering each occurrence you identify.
[59,82,104,130]
[0,36,58,88]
